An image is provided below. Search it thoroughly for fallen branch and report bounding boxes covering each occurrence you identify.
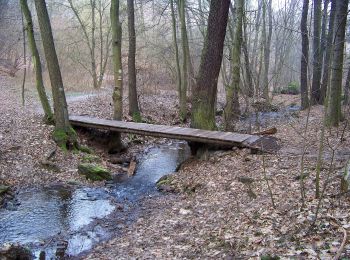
[333,227,347,260]
[128,159,137,176]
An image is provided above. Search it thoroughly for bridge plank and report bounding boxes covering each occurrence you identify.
[69,115,263,148]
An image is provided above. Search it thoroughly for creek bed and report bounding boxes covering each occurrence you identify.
[0,141,190,259]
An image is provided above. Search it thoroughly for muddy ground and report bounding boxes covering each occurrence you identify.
[1,75,350,259]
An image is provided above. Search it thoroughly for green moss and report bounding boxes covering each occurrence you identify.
[192,105,216,130]
[78,163,112,181]
[53,127,78,151]
[82,154,101,163]
[53,129,68,151]
[280,81,300,95]
[156,175,173,187]
[0,185,9,195]
[132,111,142,122]
[43,114,55,125]
[78,145,94,154]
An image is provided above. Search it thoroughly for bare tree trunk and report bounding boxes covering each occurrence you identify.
[127,0,140,120]
[242,10,254,98]
[109,0,123,153]
[170,0,182,105]
[34,0,76,149]
[191,0,230,130]
[97,2,111,89]
[300,0,310,109]
[68,0,101,89]
[178,0,189,120]
[21,7,26,106]
[344,62,350,105]
[311,0,322,104]
[262,0,272,100]
[185,9,196,98]
[20,0,53,123]
[90,0,98,89]
[252,0,262,73]
[321,0,336,103]
[224,0,243,131]
[327,0,349,126]
[318,0,329,104]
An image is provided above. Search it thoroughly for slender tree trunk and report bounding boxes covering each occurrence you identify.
[20,0,53,123]
[178,0,189,120]
[262,0,272,100]
[252,0,262,73]
[224,0,243,131]
[68,0,100,89]
[344,63,350,105]
[127,0,140,120]
[170,0,182,103]
[318,0,329,104]
[34,0,76,149]
[327,0,349,126]
[90,0,98,89]
[191,0,230,130]
[21,8,27,106]
[109,0,123,153]
[242,10,254,97]
[185,9,196,98]
[300,0,310,109]
[321,0,336,103]
[311,0,322,104]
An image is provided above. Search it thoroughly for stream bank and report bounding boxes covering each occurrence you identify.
[0,141,190,259]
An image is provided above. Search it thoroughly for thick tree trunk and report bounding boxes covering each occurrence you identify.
[170,0,182,104]
[34,0,76,149]
[300,0,310,110]
[311,0,322,105]
[191,0,230,130]
[20,0,53,123]
[127,0,140,120]
[321,0,336,103]
[109,0,123,153]
[327,0,349,126]
[224,0,243,131]
[178,0,189,120]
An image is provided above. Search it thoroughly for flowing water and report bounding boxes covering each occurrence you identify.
[238,104,300,130]
[0,141,190,259]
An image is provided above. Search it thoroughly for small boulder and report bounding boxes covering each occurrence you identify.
[0,244,33,260]
[156,174,176,193]
[0,185,9,196]
[78,163,112,181]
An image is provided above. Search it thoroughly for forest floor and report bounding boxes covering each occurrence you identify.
[1,75,350,259]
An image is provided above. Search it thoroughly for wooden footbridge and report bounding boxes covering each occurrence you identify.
[70,115,276,151]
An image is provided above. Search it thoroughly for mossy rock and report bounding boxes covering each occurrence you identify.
[78,145,94,154]
[156,174,175,192]
[78,163,112,181]
[0,185,9,195]
[156,174,173,186]
[82,154,101,163]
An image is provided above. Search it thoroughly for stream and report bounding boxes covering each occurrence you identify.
[0,141,190,259]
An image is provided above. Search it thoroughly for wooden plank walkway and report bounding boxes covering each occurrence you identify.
[69,115,263,149]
